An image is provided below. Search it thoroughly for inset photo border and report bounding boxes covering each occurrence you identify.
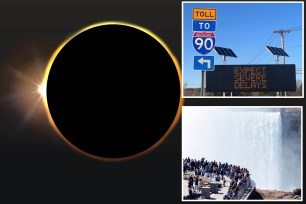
[182,106,303,201]
[182,1,304,98]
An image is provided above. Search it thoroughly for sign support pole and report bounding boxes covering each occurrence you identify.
[274,29,291,97]
[222,55,226,97]
[201,70,206,96]
[204,71,206,96]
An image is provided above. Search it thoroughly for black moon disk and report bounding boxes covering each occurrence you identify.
[46,23,181,160]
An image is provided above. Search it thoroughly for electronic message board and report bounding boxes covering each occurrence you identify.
[206,64,296,92]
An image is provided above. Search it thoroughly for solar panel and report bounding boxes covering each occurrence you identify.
[277,48,289,57]
[214,46,237,58]
[267,46,278,55]
[272,47,283,56]
[266,46,289,57]
[214,46,225,55]
[227,49,237,58]
[222,47,232,56]
[266,46,278,55]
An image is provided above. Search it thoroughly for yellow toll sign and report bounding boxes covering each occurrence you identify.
[193,8,216,20]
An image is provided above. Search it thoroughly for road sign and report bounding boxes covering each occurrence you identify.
[193,8,216,20]
[206,64,296,92]
[194,56,214,71]
[193,32,216,55]
[193,20,216,32]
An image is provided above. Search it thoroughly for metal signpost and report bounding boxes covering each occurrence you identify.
[192,8,217,96]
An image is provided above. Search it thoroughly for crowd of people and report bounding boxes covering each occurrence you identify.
[183,157,251,200]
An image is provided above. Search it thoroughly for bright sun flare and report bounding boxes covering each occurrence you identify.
[38,83,47,97]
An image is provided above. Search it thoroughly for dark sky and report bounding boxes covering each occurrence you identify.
[0,0,182,201]
[0,0,303,203]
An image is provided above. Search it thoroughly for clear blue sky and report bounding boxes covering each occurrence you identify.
[183,2,303,88]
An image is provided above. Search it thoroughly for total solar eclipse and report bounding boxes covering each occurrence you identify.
[43,22,182,160]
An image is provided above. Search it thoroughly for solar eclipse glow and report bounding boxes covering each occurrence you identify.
[40,22,182,161]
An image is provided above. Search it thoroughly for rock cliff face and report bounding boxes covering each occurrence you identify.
[281,108,301,137]
[280,108,301,191]
[248,188,301,200]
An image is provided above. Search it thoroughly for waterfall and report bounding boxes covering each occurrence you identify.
[229,110,282,191]
[183,107,286,191]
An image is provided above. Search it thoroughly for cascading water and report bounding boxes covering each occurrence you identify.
[183,107,299,192]
[229,110,282,191]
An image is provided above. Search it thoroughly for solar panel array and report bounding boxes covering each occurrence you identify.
[266,46,289,57]
[214,46,237,58]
